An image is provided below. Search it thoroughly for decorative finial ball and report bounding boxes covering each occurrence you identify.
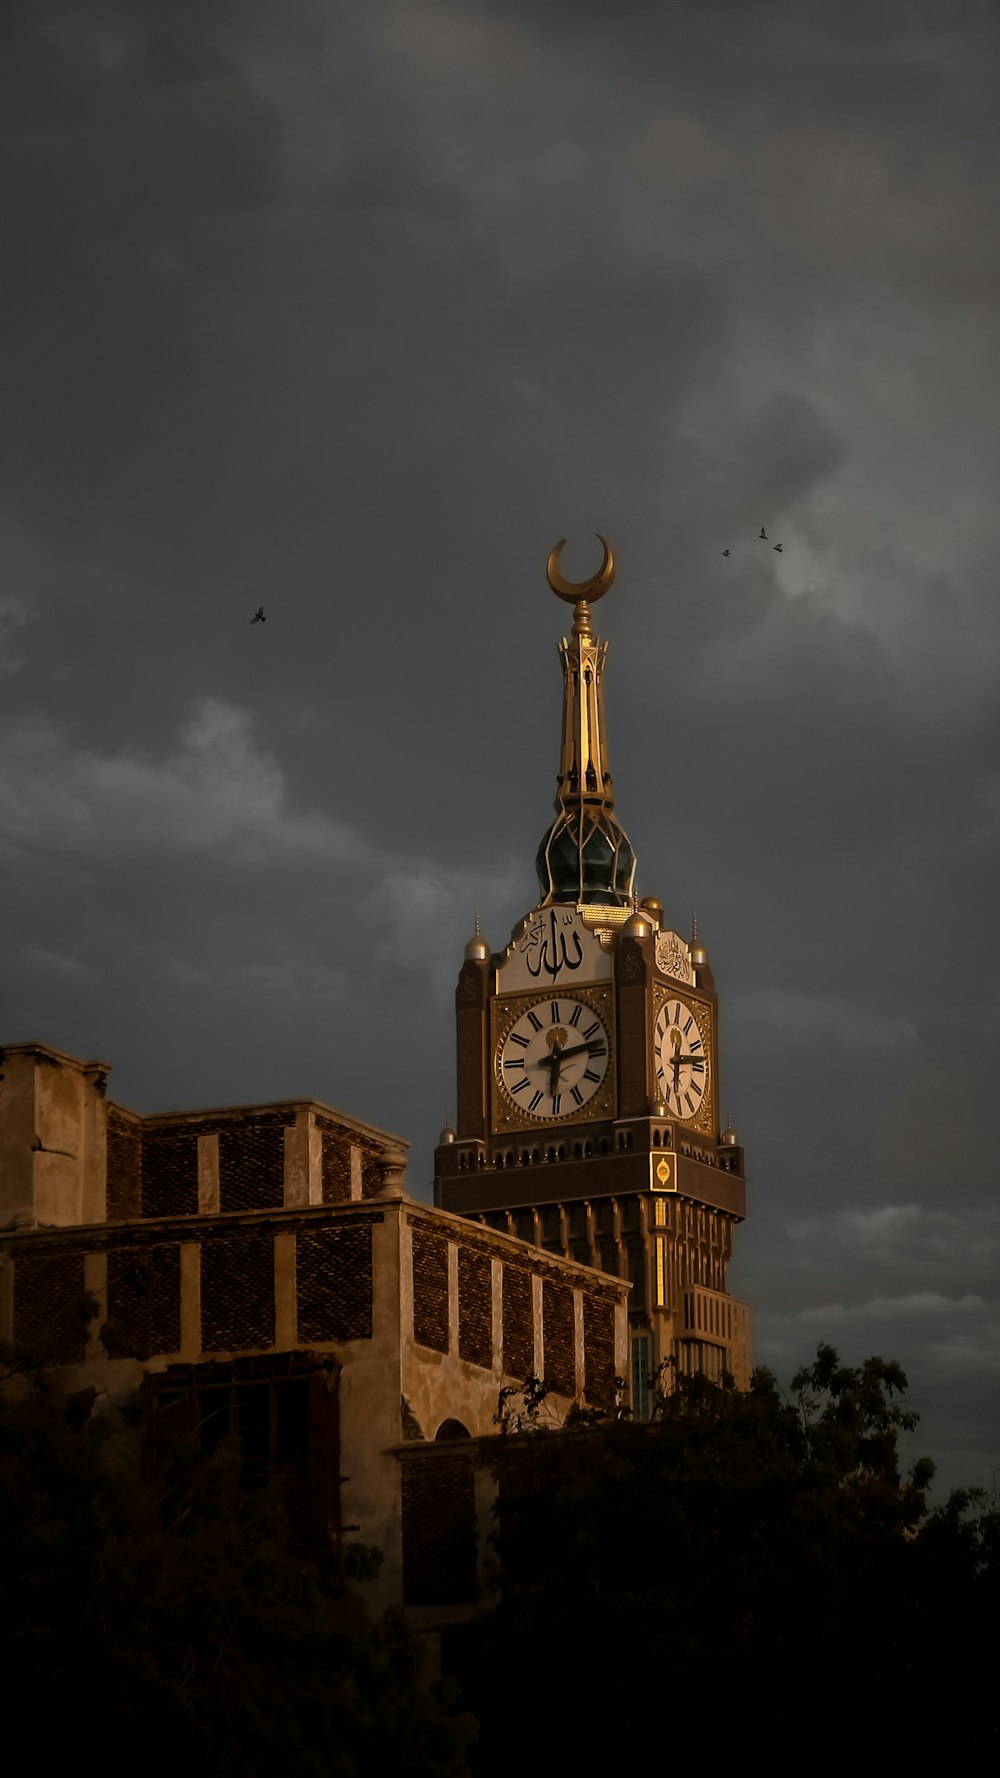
[623,910,652,939]
[377,1146,408,1194]
[438,1123,456,1146]
[721,1123,738,1147]
[652,1095,668,1118]
[639,896,663,924]
[690,938,708,968]
[464,933,490,963]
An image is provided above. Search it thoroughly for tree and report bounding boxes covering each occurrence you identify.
[0,1378,474,1777]
[458,1349,997,1774]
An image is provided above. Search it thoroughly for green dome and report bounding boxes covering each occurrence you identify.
[536,809,636,905]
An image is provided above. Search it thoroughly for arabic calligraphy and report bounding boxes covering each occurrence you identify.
[655,930,694,985]
[518,908,585,980]
[501,907,611,992]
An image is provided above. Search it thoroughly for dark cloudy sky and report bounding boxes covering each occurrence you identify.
[2,0,998,1495]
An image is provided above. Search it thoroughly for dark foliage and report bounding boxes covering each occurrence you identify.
[460,1348,998,1774]
[0,1378,474,1777]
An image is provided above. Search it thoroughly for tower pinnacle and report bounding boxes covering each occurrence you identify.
[535,535,636,907]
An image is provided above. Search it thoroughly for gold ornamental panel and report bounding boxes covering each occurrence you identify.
[650,981,716,1137]
[491,982,616,1134]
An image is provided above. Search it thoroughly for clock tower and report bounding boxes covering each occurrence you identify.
[434,539,750,1410]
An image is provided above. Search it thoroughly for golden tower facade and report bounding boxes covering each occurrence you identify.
[434,539,751,1407]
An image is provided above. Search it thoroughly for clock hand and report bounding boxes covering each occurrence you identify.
[551,1039,604,1064]
[546,1044,564,1096]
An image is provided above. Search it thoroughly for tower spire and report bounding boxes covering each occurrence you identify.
[535,535,636,907]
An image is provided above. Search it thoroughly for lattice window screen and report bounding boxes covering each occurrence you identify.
[106,1106,142,1221]
[501,1265,534,1381]
[105,1242,182,1359]
[360,1147,383,1199]
[457,1246,492,1370]
[201,1233,275,1352]
[542,1279,575,1397]
[583,1293,616,1411]
[218,1117,291,1213]
[296,1223,373,1343]
[319,1127,352,1203]
[401,1453,478,1606]
[12,1251,88,1361]
[141,1131,199,1218]
[412,1227,449,1353]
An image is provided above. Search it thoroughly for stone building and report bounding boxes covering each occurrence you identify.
[0,1039,629,1618]
[435,537,751,1405]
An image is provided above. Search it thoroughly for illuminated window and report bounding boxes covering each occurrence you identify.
[631,1335,650,1421]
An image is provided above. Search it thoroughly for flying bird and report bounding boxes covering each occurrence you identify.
[759,527,768,540]
[250,606,265,624]
[722,548,731,556]
[772,543,783,552]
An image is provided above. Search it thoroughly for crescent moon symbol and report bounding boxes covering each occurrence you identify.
[546,534,615,604]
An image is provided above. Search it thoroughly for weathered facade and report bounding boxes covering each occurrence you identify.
[0,1040,628,1617]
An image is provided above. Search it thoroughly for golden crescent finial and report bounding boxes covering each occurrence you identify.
[546,534,615,605]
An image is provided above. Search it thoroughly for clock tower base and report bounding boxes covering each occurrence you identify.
[435,1112,751,1409]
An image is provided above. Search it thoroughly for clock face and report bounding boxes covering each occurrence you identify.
[497,995,611,1121]
[654,996,710,1121]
